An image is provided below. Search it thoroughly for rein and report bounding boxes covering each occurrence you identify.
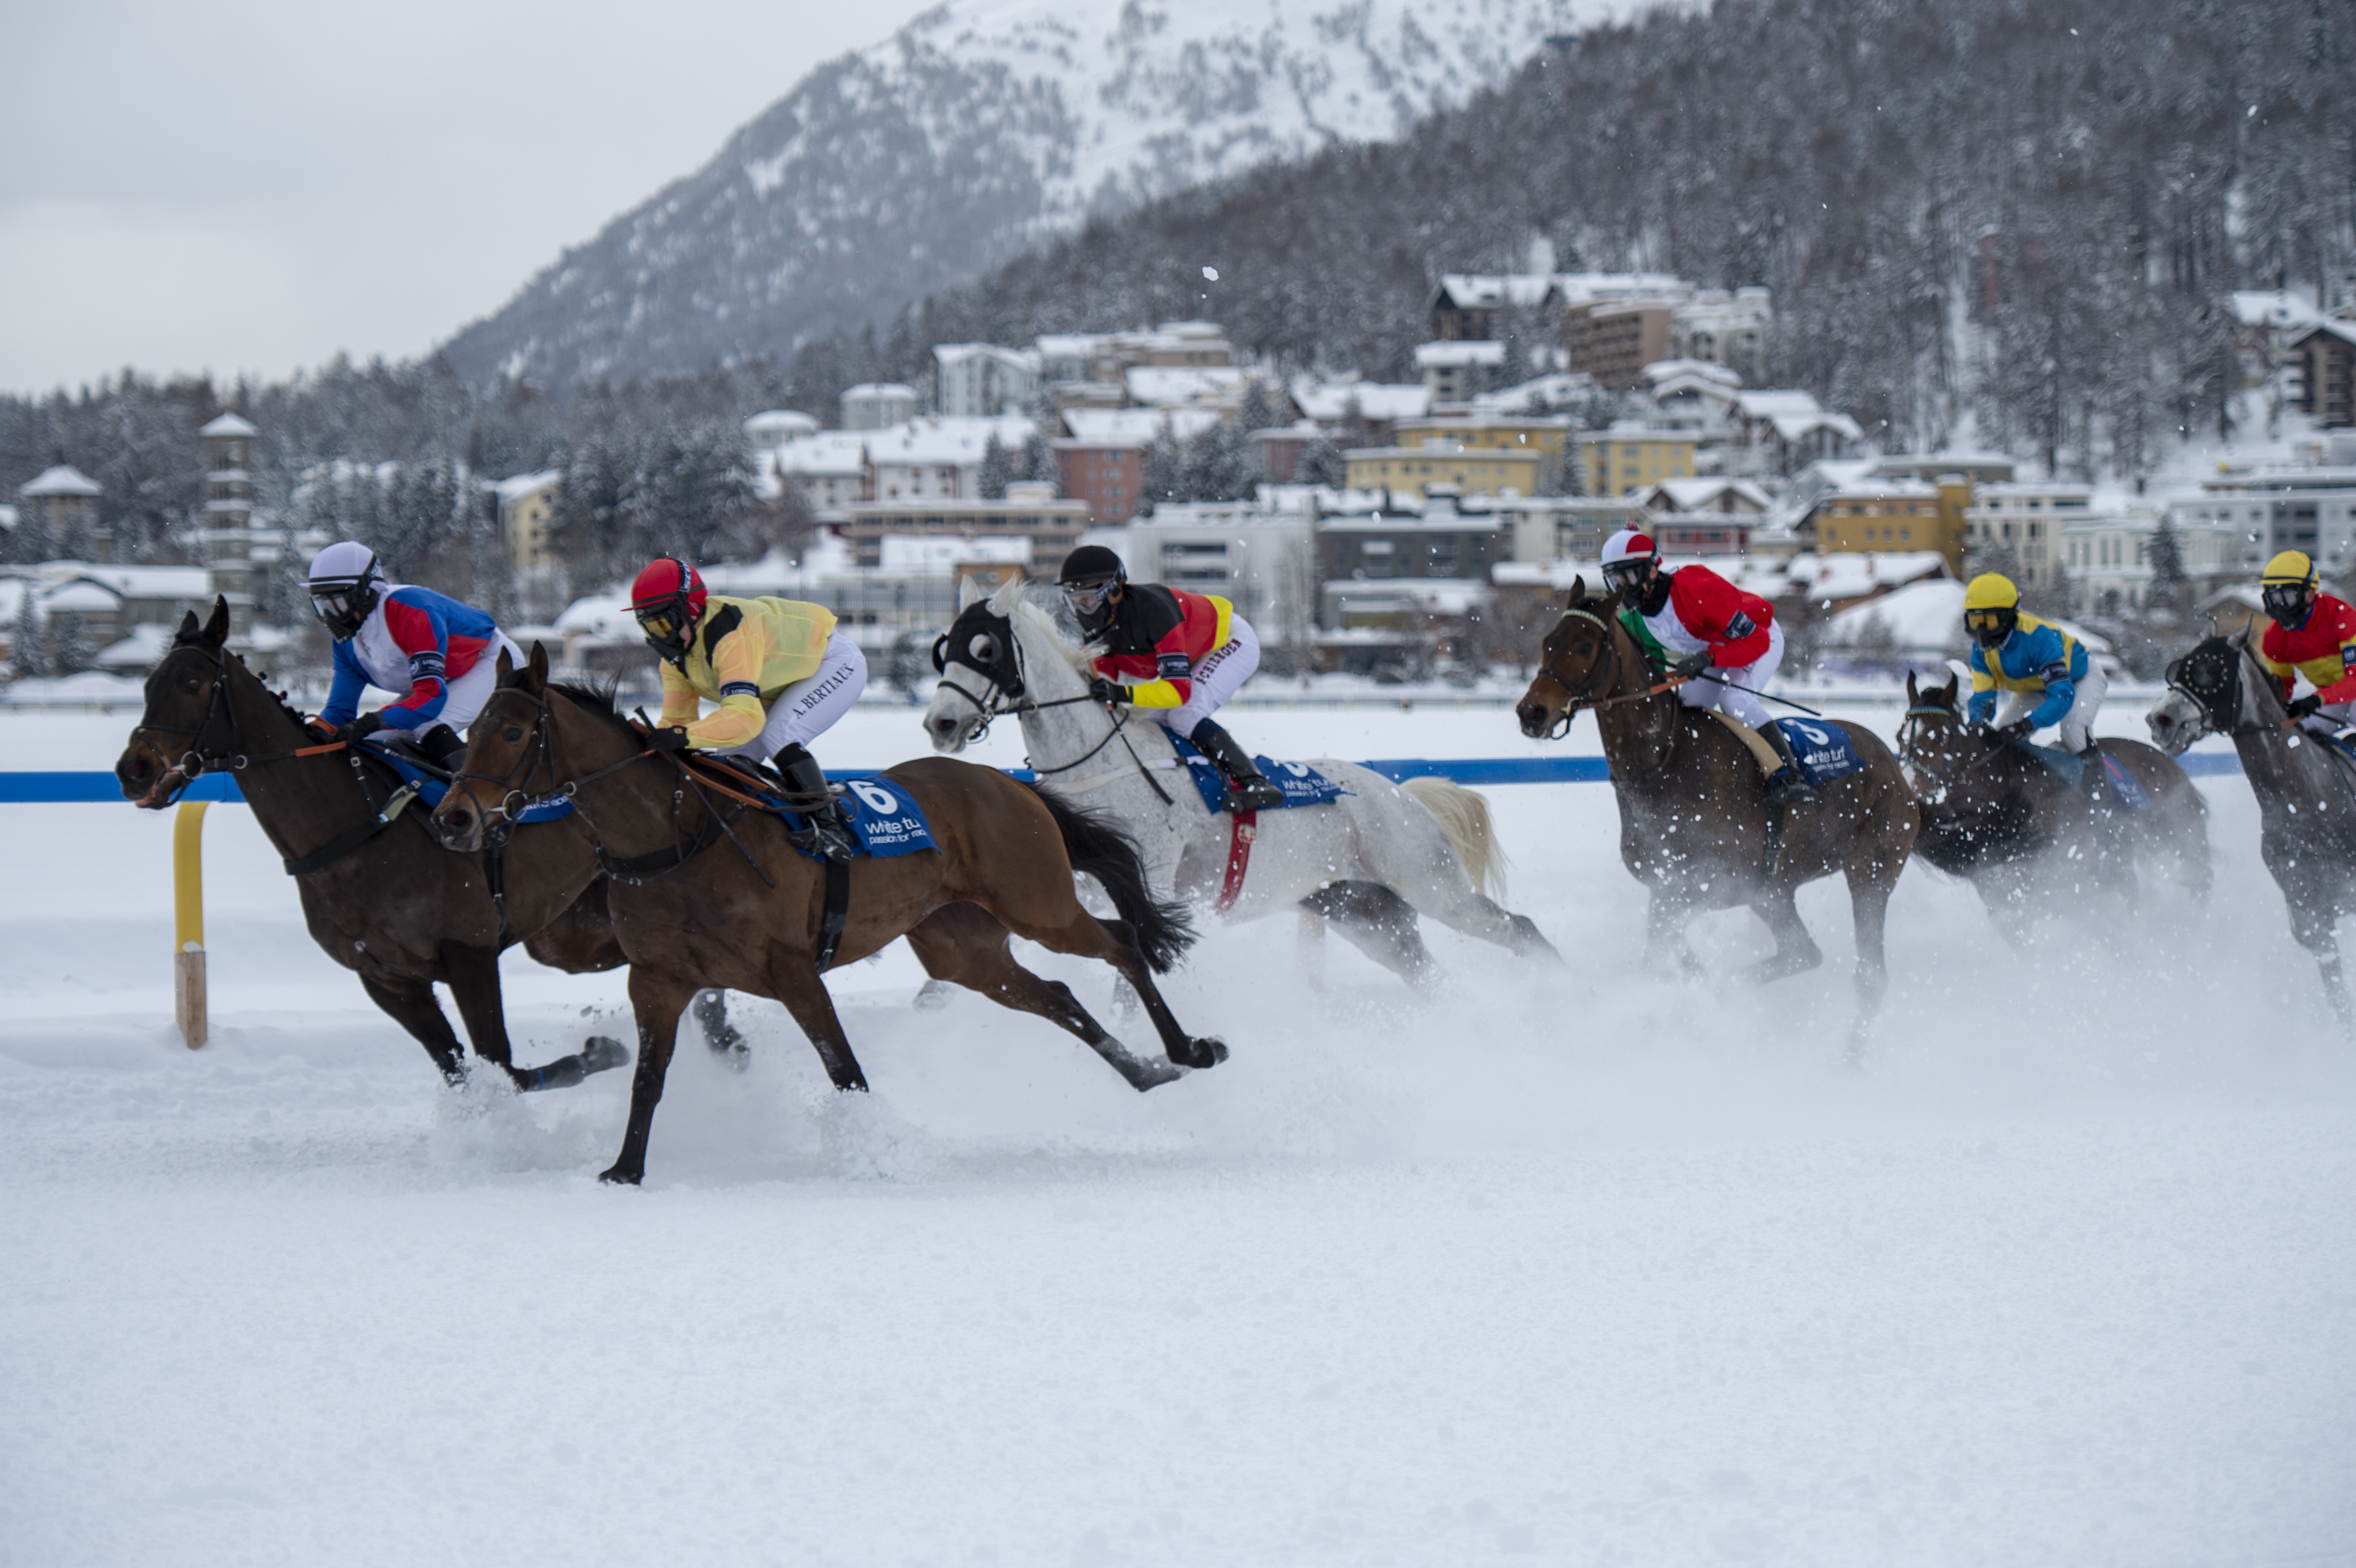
[1531,608,1689,740]
[940,619,1176,805]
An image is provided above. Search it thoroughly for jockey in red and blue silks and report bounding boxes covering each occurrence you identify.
[306,541,522,769]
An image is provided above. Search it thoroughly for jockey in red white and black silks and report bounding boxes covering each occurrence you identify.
[306,540,522,770]
[1599,527,1814,803]
[1056,544,1285,813]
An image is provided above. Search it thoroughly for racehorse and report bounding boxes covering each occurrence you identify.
[1898,671,2210,941]
[922,576,1559,990]
[1514,578,1917,1051]
[2148,627,2356,1031]
[113,598,634,1089]
[430,643,1225,1185]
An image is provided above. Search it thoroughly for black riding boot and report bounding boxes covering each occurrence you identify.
[1189,718,1285,812]
[775,743,855,863]
[2076,738,2108,809]
[419,723,466,773]
[1760,720,1818,805]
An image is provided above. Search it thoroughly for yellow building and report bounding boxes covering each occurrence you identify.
[1806,479,1970,572]
[1574,427,1697,496]
[495,470,563,570]
[1394,416,1571,488]
[1343,443,1545,498]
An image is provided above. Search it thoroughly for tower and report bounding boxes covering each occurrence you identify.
[18,464,103,560]
[199,413,259,640]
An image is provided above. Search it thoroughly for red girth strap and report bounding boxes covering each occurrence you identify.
[1214,809,1257,915]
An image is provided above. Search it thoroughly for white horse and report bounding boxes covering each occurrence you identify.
[922,577,1559,987]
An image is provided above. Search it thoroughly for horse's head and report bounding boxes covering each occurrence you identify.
[1897,668,1974,799]
[925,576,1027,751]
[116,596,234,808]
[1516,577,1622,740]
[431,642,553,852]
[2149,630,2248,755]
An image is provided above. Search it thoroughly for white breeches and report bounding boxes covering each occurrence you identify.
[1153,614,1261,741]
[1991,663,2107,752]
[716,632,869,762]
[437,635,524,734]
[1676,621,1785,731]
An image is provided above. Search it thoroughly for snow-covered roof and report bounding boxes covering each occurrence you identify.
[42,580,120,613]
[95,622,175,672]
[1771,551,1949,600]
[1824,577,1965,648]
[1467,372,1594,414]
[1413,340,1507,368]
[1645,477,1772,513]
[770,432,868,478]
[20,464,101,499]
[1063,407,1222,446]
[743,410,819,443]
[1434,274,1558,310]
[199,413,259,438]
[1287,379,1430,424]
[876,534,1035,575]
[2291,318,2356,349]
[1828,477,1940,500]
[1554,271,1690,304]
[865,414,1038,467]
[492,469,561,502]
[0,504,17,531]
[1643,358,1742,388]
[935,342,1042,370]
[1123,365,1245,405]
[842,382,917,400]
[1320,576,1494,616]
[2231,290,2322,330]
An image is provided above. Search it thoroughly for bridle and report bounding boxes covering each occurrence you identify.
[934,608,1174,802]
[1895,698,2011,797]
[1526,606,1686,741]
[134,641,351,802]
[2161,640,2250,742]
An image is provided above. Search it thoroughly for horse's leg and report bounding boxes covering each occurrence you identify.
[1299,881,1440,993]
[1642,890,1702,978]
[996,902,1226,1070]
[1843,865,1896,1065]
[1298,905,1328,993]
[905,904,1180,1090]
[693,988,749,1070]
[2289,900,2355,1037]
[356,970,468,1083]
[1744,886,1823,986]
[600,966,700,1186]
[1359,804,1561,962]
[437,941,631,1094]
[765,956,871,1093]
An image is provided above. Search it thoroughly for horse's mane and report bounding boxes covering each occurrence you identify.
[991,581,1097,680]
[168,627,310,730]
[542,673,637,735]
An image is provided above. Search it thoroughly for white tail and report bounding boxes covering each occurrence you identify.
[1402,777,1506,899]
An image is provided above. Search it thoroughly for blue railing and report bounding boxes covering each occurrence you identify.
[0,750,2247,803]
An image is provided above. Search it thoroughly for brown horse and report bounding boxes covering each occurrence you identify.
[112,598,635,1089]
[1898,671,2209,942]
[1514,579,1918,1049]
[429,644,1224,1185]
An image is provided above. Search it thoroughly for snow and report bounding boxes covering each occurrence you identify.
[18,463,103,498]
[1064,407,1223,446]
[1287,379,1431,424]
[198,413,260,439]
[2,701,2351,1564]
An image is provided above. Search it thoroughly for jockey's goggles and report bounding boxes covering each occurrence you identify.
[308,588,356,621]
[633,606,681,640]
[1963,607,2015,644]
[2262,582,2315,622]
[1601,559,1654,594]
[1060,578,1119,615]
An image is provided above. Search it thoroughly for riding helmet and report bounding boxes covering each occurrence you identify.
[1963,572,2020,649]
[305,541,387,642]
[1600,528,1669,609]
[2261,550,2319,629]
[630,557,708,663]
[1058,544,1127,632]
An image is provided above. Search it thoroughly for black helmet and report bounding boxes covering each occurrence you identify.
[1058,545,1127,632]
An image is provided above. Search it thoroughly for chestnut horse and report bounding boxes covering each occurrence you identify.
[113,598,632,1089]
[1514,579,1918,1052]
[430,644,1224,1185]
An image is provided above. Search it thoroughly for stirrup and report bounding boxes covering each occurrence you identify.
[1222,779,1283,813]
[1766,766,1816,804]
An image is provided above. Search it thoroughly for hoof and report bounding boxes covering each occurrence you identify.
[1170,1036,1228,1070]
[913,979,955,1013]
[580,1035,631,1075]
[597,1163,643,1187]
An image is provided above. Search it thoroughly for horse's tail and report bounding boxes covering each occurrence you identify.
[1402,777,1507,899]
[1023,782,1198,973]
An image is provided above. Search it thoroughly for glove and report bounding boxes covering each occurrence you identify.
[1669,651,1714,680]
[646,726,692,751]
[303,717,340,744]
[1088,677,1129,706]
[345,710,386,742]
[2003,718,2036,740]
[2287,693,2323,720]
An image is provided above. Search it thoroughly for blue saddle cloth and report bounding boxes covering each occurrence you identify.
[2012,740,2153,811]
[358,740,575,823]
[1169,733,1352,815]
[772,773,937,859]
[1768,719,1867,787]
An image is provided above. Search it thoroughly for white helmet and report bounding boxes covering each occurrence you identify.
[1599,528,1661,594]
[305,541,387,640]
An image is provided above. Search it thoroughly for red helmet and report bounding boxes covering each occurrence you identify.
[1599,528,1661,596]
[630,557,707,662]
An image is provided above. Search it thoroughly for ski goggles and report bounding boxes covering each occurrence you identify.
[1060,578,1119,615]
[308,589,359,621]
[634,607,682,640]
[1600,559,1654,594]
[1963,607,2015,641]
[2261,583,2314,621]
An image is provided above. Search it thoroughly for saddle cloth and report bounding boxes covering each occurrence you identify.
[2013,740,2152,811]
[1168,733,1352,815]
[360,740,575,824]
[770,773,938,859]
[1707,713,1867,787]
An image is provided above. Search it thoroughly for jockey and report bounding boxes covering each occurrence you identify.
[2255,550,2356,735]
[629,557,865,863]
[1600,527,1815,804]
[1963,572,2106,791]
[305,541,521,771]
[1056,544,1284,812]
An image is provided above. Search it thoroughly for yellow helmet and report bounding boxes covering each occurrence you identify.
[1963,573,2020,611]
[2262,550,2317,587]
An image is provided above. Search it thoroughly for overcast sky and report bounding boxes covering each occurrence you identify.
[0,0,942,397]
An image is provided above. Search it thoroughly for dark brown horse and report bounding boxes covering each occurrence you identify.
[429,644,1224,1185]
[2148,628,2356,1030]
[1899,671,2209,942]
[1514,579,1918,1049]
[114,598,635,1089]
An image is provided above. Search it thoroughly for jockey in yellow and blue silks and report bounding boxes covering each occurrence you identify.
[1964,573,2107,778]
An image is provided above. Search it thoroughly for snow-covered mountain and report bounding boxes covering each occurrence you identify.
[440,0,1656,386]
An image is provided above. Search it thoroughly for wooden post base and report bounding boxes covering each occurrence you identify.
[176,947,207,1050]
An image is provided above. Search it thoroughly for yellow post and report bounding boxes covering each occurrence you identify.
[173,801,208,1049]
